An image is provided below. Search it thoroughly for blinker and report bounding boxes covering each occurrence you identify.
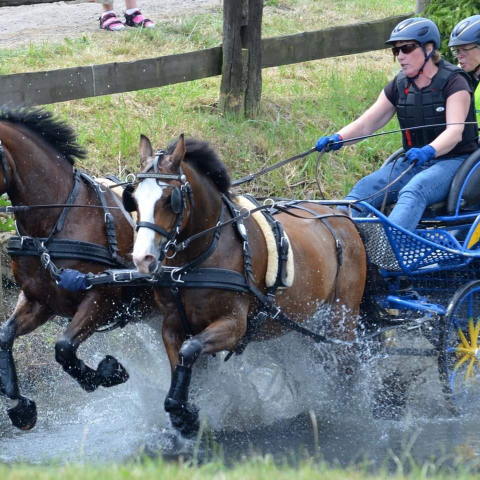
[122,184,136,213]
[171,187,182,214]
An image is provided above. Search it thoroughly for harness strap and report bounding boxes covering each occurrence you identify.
[242,194,291,293]
[7,236,126,268]
[170,287,194,338]
[103,174,136,230]
[136,221,172,238]
[81,172,130,268]
[51,169,81,236]
[0,140,10,190]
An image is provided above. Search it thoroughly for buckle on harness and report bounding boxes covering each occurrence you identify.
[113,271,133,283]
[20,235,32,248]
[125,173,136,184]
[164,240,178,259]
[41,252,51,269]
[171,268,185,284]
[271,306,281,319]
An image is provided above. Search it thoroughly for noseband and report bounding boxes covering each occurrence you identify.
[128,150,193,256]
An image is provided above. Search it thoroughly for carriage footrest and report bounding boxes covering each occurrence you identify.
[381,295,446,315]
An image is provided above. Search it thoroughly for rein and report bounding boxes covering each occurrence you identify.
[232,148,317,186]
[0,204,121,213]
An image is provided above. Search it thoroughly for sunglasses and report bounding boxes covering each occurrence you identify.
[391,43,420,57]
[450,45,479,57]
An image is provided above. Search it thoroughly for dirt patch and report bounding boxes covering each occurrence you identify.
[0,0,221,47]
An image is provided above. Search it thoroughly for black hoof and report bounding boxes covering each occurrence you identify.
[97,355,129,388]
[168,403,200,438]
[8,396,37,430]
[372,374,408,421]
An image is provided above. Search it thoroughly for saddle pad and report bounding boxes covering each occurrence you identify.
[235,196,294,288]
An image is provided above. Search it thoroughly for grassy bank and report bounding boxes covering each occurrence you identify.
[1,0,414,199]
[1,456,479,480]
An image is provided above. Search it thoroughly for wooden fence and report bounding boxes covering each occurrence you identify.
[0,14,411,107]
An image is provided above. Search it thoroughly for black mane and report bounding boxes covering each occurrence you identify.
[0,106,87,164]
[167,138,231,195]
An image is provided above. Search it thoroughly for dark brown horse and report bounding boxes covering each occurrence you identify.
[128,134,367,436]
[0,107,156,430]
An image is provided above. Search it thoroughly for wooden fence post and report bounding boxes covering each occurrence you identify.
[219,0,263,116]
[415,0,431,13]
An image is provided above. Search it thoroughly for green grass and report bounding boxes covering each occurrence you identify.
[0,455,480,480]
[0,0,416,200]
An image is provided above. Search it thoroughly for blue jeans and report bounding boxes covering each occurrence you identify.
[342,154,469,231]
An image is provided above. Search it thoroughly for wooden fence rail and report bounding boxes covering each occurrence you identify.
[0,14,410,107]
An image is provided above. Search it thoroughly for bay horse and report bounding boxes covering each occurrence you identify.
[0,107,155,431]
[128,134,367,436]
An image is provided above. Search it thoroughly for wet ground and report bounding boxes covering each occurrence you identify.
[0,305,479,471]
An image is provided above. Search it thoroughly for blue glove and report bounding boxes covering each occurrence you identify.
[57,269,91,292]
[315,133,343,152]
[404,145,436,167]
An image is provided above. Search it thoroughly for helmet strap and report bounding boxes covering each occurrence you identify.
[407,45,434,83]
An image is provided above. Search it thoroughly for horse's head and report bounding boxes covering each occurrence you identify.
[129,134,189,273]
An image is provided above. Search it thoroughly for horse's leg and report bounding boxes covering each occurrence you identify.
[0,291,52,430]
[54,290,129,392]
[163,315,244,437]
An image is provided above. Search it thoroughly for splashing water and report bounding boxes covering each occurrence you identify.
[0,305,479,469]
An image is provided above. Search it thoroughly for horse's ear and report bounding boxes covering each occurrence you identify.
[168,134,186,172]
[139,134,153,170]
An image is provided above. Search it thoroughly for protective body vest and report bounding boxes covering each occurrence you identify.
[396,60,478,157]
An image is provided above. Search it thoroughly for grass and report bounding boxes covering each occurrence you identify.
[0,0,414,200]
[0,455,480,480]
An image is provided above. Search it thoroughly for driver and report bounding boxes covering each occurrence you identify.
[315,17,478,232]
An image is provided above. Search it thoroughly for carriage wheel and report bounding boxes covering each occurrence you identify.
[438,280,480,415]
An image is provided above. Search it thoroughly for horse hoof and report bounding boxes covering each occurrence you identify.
[8,396,37,430]
[372,375,408,421]
[97,355,129,388]
[168,404,200,438]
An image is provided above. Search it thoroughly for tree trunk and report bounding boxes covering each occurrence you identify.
[219,0,263,117]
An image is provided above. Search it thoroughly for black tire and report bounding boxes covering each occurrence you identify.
[438,280,480,415]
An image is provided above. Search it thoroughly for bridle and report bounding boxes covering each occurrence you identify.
[124,150,193,258]
[0,140,11,191]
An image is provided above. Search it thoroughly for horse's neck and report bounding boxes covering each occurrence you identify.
[5,128,75,236]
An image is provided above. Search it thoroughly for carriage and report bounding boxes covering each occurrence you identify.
[2,106,480,436]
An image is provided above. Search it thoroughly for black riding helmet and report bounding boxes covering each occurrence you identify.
[448,15,480,47]
[386,17,441,81]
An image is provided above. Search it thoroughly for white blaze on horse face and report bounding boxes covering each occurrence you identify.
[132,178,165,272]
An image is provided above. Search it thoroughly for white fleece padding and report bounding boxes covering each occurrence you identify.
[235,196,294,288]
[97,177,137,223]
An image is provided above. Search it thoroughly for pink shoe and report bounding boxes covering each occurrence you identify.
[99,12,125,31]
[124,10,155,28]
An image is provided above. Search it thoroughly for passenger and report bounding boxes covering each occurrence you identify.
[449,15,480,123]
[315,18,478,232]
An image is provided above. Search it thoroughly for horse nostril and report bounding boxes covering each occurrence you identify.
[148,257,158,273]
